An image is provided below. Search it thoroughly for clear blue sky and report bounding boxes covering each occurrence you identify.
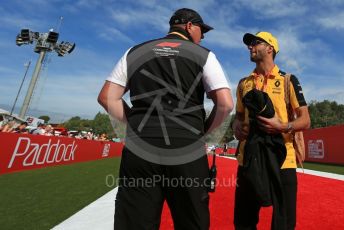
[1,0,344,121]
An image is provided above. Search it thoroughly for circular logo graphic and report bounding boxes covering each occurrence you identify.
[107,39,230,165]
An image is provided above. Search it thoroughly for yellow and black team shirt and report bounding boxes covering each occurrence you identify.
[236,65,307,169]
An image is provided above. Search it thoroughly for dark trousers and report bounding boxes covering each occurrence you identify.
[114,147,210,230]
[234,166,297,230]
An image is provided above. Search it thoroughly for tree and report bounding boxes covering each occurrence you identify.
[308,100,344,128]
[91,112,113,136]
[63,112,126,138]
[39,115,50,123]
[64,116,81,130]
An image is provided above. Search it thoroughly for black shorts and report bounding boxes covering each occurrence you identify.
[114,147,210,230]
[234,166,297,230]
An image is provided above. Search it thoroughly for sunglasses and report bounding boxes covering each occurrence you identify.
[249,39,267,47]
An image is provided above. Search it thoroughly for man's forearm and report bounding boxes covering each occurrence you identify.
[286,109,311,132]
[205,105,231,134]
[205,88,233,134]
[102,99,130,123]
[98,81,129,123]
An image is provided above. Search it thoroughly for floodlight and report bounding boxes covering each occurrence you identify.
[55,41,76,56]
[16,34,24,46]
[46,31,59,44]
[15,26,76,119]
[20,29,31,42]
[16,29,33,46]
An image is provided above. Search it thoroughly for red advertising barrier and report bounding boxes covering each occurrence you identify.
[0,132,124,175]
[214,147,236,155]
[304,125,344,165]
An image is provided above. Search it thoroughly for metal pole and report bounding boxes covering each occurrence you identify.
[10,61,31,115]
[19,50,46,119]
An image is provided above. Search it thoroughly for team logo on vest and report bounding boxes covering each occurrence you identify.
[156,42,181,48]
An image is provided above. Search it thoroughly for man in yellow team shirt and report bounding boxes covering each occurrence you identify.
[232,31,311,230]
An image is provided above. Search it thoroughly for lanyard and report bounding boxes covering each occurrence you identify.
[168,32,189,40]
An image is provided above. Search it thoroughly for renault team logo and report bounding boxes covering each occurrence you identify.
[274,80,280,87]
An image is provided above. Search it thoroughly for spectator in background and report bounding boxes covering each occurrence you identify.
[1,120,16,132]
[86,131,94,140]
[112,134,121,142]
[93,134,99,140]
[44,125,54,136]
[60,129,68,136]
[222,143,228,155]
[99,133,108,141]
[12,122,28,133]
[0,116,5,130]
[31,123,46,135]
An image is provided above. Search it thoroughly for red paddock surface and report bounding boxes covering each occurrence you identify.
[0,132,123,175]
[304,125,344,165]
[160,157,344,230]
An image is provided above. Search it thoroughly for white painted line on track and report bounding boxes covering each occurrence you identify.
[53,187,118,230]
[296,168,344,181]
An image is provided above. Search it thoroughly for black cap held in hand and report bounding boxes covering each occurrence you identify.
[169,8,213,33]
[243,89,275,119]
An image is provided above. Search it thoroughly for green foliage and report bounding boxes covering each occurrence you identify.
[91,112,113,135]
[38,115,50,123]
[302,162,344,174]
[308,100,344,128]
[63,116,94,133]
[63,113,126,138]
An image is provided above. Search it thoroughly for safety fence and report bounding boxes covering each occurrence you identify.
[0,132,123,175]
[304,124,344,165]
[1,124,343,175]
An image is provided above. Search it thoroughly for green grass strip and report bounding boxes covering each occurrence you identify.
[302,162,344,175]
[0,157,121,230]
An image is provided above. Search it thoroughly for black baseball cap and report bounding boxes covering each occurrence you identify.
[169,8,213,33]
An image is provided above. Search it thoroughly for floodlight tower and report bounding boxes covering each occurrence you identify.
[16,28,75,119]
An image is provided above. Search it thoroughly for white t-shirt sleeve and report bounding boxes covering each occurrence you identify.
[202,51,231,93]
[106,48,131,87]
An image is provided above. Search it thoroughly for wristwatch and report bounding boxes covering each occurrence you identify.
[286,122,293,133]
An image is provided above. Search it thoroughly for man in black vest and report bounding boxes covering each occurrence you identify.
[98,8,233,230]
